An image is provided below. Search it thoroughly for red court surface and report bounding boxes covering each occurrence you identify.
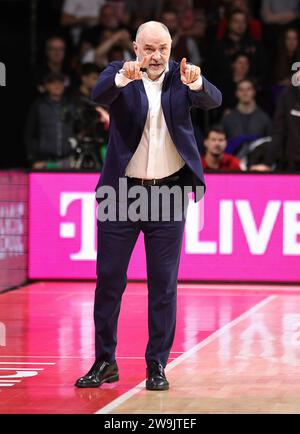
[0,281,298,414]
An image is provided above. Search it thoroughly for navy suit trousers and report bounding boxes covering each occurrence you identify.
[94,167,189,367]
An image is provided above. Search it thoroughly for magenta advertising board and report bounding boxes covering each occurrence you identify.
[29,172,300,282]
[0,170,28,292]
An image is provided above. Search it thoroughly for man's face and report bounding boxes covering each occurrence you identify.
[229,13,247,36]
[133,27,171,80]
[232,0,249,14]
[99,5,119,29]
[82,73,99,91]
[236,81,256,104]
[285,29,298,52]
[47,39,65,64]
[179,9,194,31]
[204,132,227,156]
[232,55,250,76]
[45,80,65,98]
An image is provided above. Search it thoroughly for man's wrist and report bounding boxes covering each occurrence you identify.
[115,69,134,87]
[186,75,203,91]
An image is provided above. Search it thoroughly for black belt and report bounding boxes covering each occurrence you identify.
[127,174,180,186]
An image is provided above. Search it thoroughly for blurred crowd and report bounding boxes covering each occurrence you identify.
[25,0,300,172]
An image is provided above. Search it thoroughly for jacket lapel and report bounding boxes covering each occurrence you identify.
[136,80,149,138]
[161,61,176,141]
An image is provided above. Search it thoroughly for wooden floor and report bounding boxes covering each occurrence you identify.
[102,294,300,414]
[1,282,300,413]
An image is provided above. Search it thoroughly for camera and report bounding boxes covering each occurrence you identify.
[69,136,102,170]
[70,99,107,170]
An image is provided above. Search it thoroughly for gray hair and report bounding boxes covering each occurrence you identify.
[135,21,171,42]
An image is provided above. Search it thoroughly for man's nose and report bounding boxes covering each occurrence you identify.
[151,51,161,61]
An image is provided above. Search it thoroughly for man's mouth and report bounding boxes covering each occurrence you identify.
[212,148,223,156]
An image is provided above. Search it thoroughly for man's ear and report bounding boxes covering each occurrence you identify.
[133,41,138,53]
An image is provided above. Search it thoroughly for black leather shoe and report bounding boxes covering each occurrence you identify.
[75,360,119,388]
[146,362,169,391]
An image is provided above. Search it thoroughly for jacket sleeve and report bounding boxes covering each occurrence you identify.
[187,75,222,110]
[91,61,125,106]
[266,90,287,166]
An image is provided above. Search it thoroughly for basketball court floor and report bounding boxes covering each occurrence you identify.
[1,281,300,414]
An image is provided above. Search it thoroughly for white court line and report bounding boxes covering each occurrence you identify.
[0,384,16,387]
[0,380,21,382]
[0,368,44,371]
[0,362,55,365]
[95,295,277,414]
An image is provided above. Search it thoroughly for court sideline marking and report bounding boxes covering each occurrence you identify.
[95,295,277,414]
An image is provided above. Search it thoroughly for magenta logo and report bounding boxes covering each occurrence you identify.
[60,193,97,260]
[29,173,300,282]
[185,199,300,255]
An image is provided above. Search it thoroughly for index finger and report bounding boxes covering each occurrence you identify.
[180,57,187,75]
[139,55,151,68]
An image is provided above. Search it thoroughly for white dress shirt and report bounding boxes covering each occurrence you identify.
[115,64,203,179]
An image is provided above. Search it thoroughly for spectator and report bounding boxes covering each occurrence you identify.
[165,0,192,15]
[161,10,201,65]
[193,0,226,34]
[61,0,106,46]
[81,29,134,67]
[222,79,272,160]
[182,8,207,40]
[25,72,76,169]
[274,27,300,87]
[33,36,75,95]
[202,126,241,171]
[72,63,101,104]
[247,137,273,171]
[209,9,266,84]
[220,52,251,110]
[267,27,300,110]
[217,0,263,42]
[261,0,300,65]
[123,0,165,28]
[266,72,300,171]
[177,8,209,61]
[261,0,299,26]
[107,1,126,22]
[80,3,122,48]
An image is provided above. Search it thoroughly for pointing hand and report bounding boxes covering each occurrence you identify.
[180,57,201,85]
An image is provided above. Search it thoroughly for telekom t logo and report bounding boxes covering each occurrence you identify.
[60,193,97,260]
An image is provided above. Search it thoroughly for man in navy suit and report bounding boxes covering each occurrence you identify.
[75,21,222,390]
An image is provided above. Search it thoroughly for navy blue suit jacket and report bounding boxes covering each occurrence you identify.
[92,60,222,202]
